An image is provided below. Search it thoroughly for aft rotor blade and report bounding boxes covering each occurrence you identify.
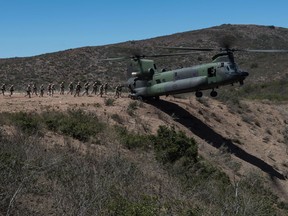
[243,49,288,53]
[160,46,288,53]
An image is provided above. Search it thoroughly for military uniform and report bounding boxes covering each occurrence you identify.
[40,84,45,97]
[47,84,52,96]
[82,82,90,96]
[9,85,14,97]
[32,83,38,96]
[1,84,6,96]
[74,82,82,97]
[67,82,73,95]
[25,84,31,98]
[60,82,65,95]
[51,84,55,96]
[114,85,122,98]
[91,82,98,95]
[104,82,108,94]
[99,84,104,97]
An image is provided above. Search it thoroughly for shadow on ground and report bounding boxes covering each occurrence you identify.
[150,99,285,180]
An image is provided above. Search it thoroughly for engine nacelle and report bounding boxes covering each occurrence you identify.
[132,68,154,79]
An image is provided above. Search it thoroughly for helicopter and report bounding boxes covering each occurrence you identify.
[105,45,288,100]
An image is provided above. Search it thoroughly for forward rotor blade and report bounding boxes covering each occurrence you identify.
[146,51,201,58]
[101,57,130,61]
[158,46,216,51]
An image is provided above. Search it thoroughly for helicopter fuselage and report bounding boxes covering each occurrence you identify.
[128,60,249,99]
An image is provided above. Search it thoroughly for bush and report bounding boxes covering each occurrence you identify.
[115,126,152,150]
[105,98,115,106]
[108,194,158,216]
[153,125,198,165]
[10,112,41,134]
[43,109,105,142]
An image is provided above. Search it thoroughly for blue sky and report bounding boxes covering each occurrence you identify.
[0,0,287,58]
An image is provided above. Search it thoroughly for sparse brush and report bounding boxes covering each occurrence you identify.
[104,98,115,106]
[111,113,124,124]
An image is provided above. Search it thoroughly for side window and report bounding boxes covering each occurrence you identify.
[208,67,216,77]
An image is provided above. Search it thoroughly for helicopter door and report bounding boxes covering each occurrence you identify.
[207,67,217,84]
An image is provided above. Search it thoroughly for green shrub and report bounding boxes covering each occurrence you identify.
[10,112,41,134]
[115,126,152,150]
[108,194,158,216]
[105,98,115,106]
[43,109,105,142]
[153,125,198,165]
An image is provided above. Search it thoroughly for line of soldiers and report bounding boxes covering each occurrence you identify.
[1,84,14,97]
[2,82,123,98]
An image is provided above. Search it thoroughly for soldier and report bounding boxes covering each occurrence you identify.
[25,84,31,98]
[82,82,90,96]
[74,82,82,97]
[60,82,65,95]
[9,85,14,97]
[47,83,52,96]
[104,82,108,94]
[1,83,6,96]
[114,85,122,98]
[91,81,98,95]
[40,84,45,97]
[32,83,38,96]
[67,82,73,95]
[51,84,55,96]
[99,84,104,97]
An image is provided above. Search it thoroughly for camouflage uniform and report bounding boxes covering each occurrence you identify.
[114,85,122,98]
[99,84,104,97]
[82,82,90,96]
[67,82,73,95]
[47,84,52,96]
[74,82,82,97]
[25,84,31,98]
[32,83,38,96]
[51,84,55,96]
[9,85,14,97]
[60,82,65,95]
[104,82,108,94]
[40,84,45,97]
[1,84,6,96]
[91,82,98,95]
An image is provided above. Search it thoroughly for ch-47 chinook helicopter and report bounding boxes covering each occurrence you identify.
[105,45,288,100]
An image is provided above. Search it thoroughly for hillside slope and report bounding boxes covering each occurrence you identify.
[1,92,288,202]
[1,24,288,90]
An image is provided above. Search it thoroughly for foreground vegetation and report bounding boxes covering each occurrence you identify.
[0,109,287,215]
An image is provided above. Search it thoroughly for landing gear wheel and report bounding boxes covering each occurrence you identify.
[210,90,218,97]
[195,91,203,98]
[154,96,160,101]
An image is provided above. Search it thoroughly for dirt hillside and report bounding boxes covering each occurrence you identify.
[1,91,288,201]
